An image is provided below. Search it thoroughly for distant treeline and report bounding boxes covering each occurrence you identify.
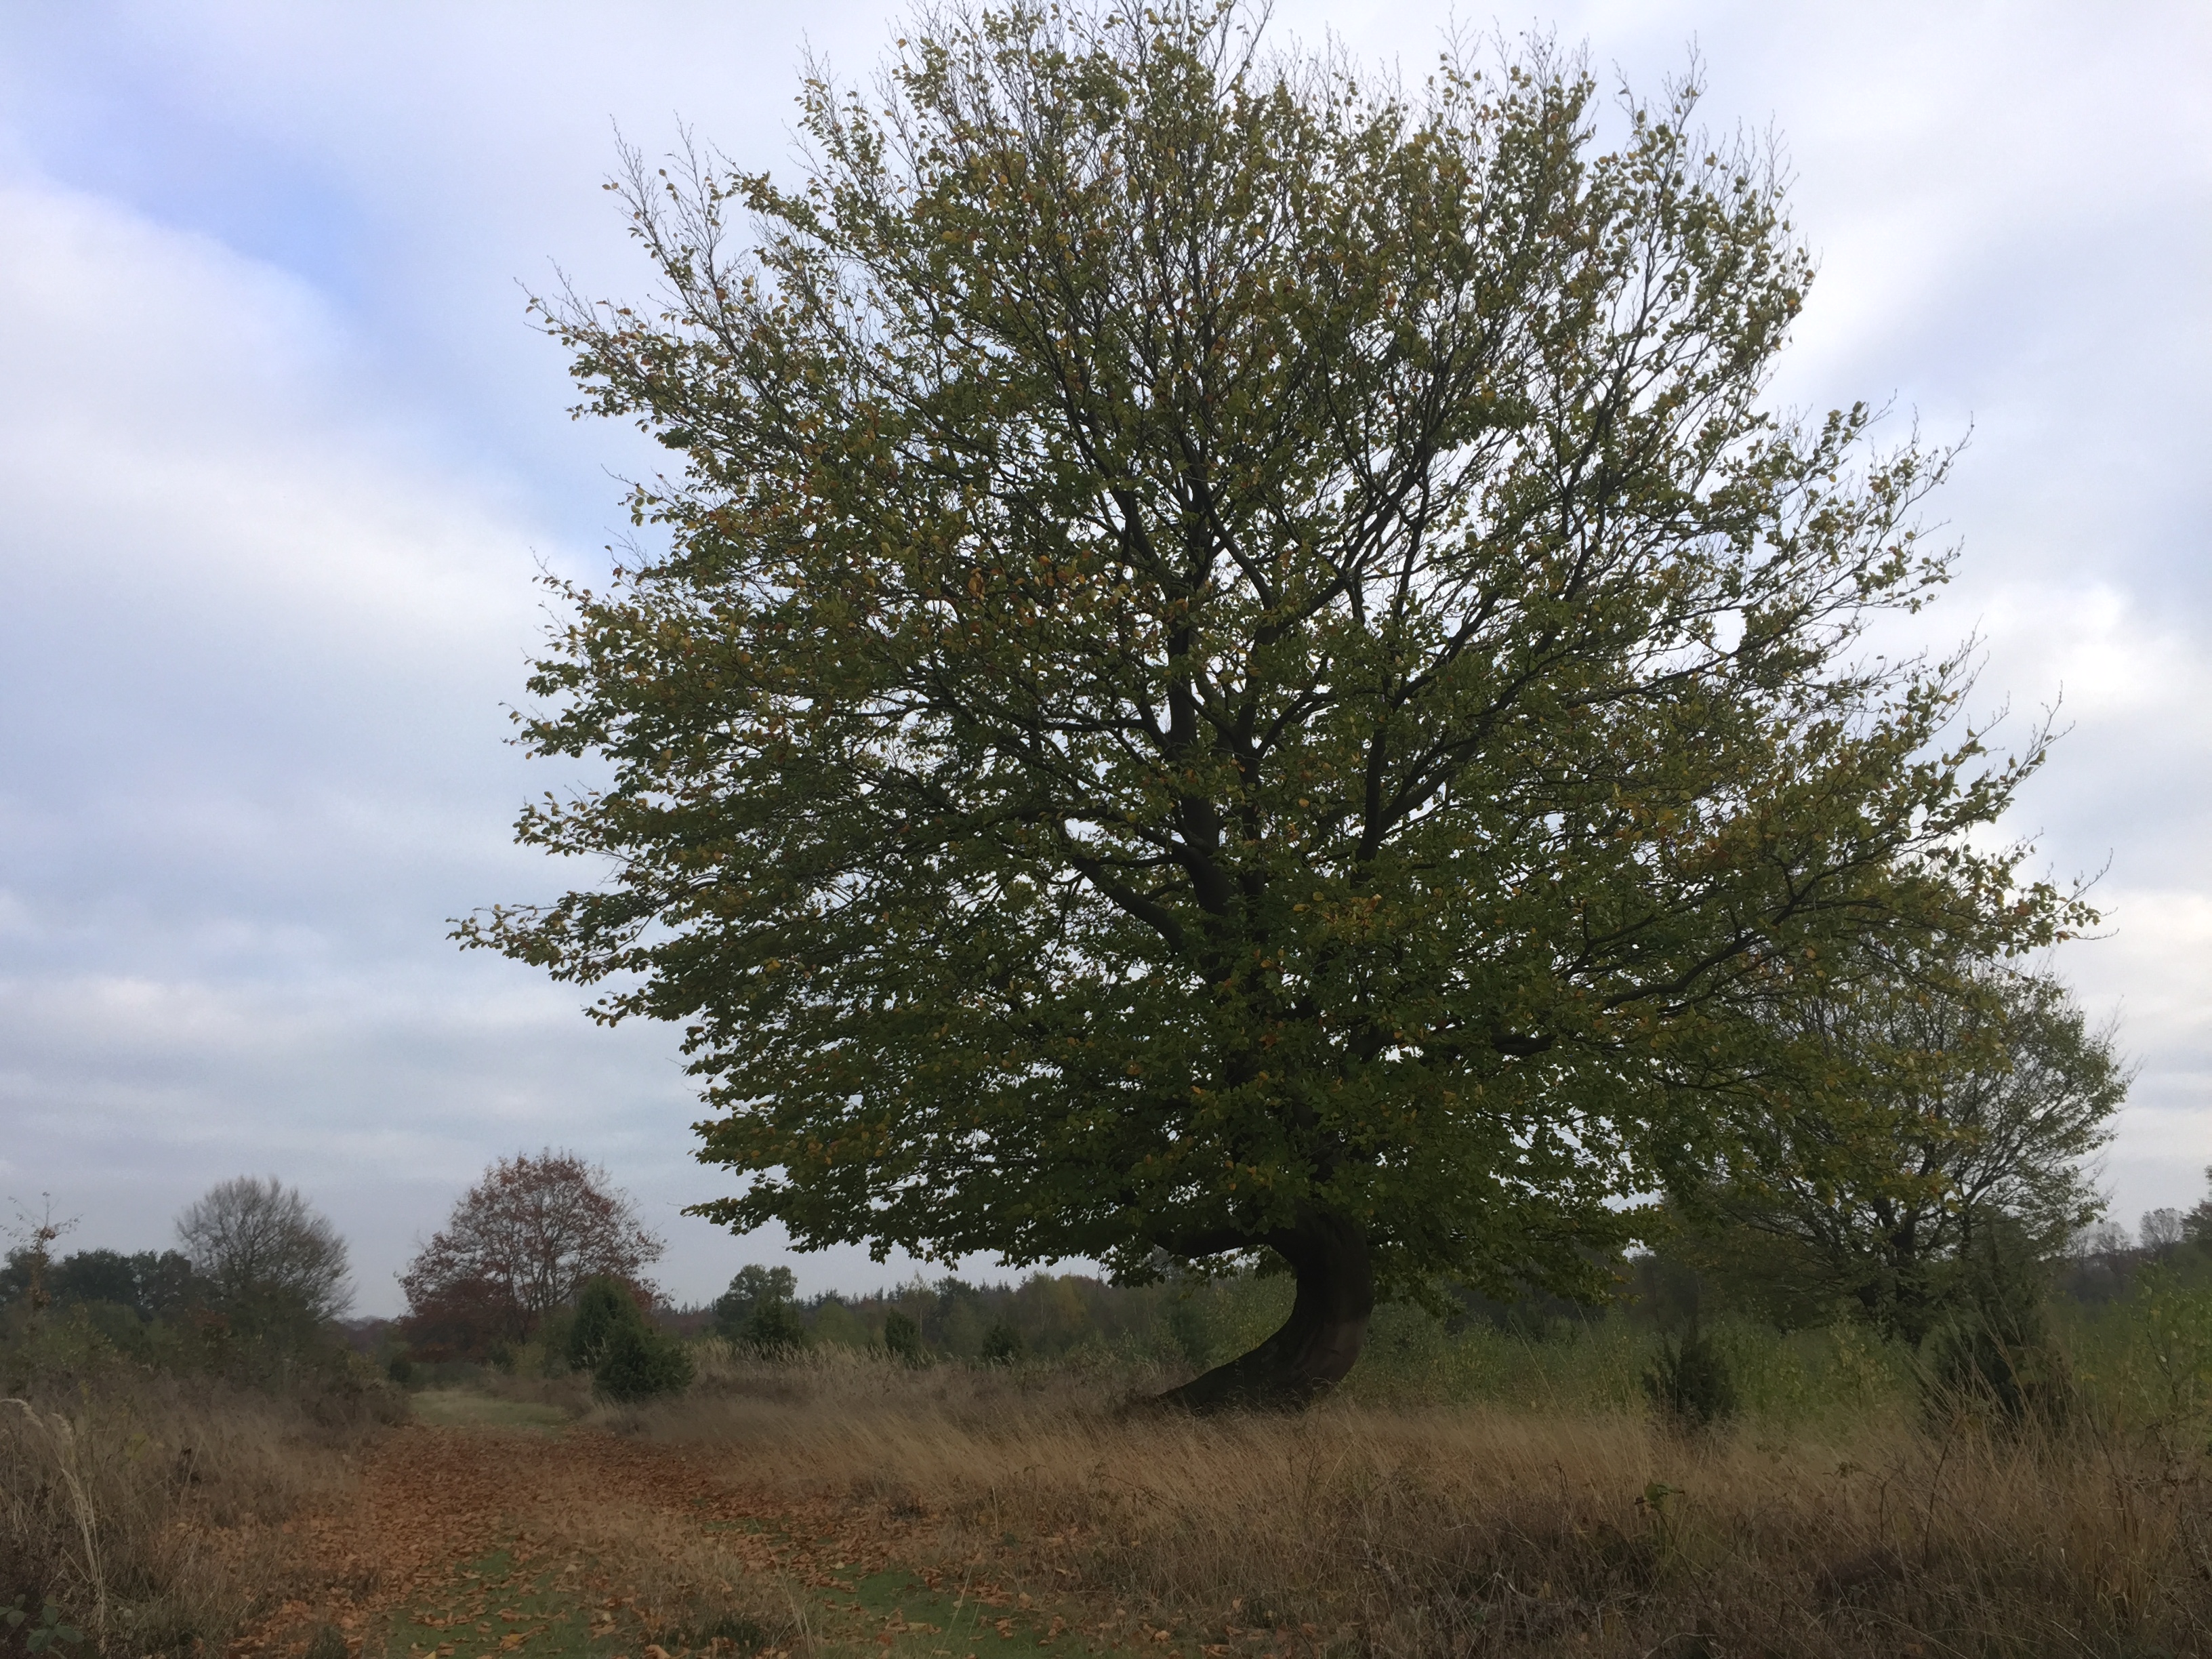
[14,1228,2192,1382]
[13,1158,2207,1416]
[10,1221,2194,1366]
[0,1246,198,1325]
[619,1223,2212,1372]
[1,1185,375,1401]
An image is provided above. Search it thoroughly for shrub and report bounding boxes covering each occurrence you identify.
[744,1297,808,1356]
[882,1310,923,1365]
[2129,1262,2212,1422]
[981,1317,1025,1365]
[1643,1318,1739,1429]
[565,1277,647,1372]
[1921,1222,2072,1430]
[565,1276,692,1401]
[594,1321,695,1404]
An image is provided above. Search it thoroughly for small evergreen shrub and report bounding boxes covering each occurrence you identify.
[882,1309,923,1364]
[1643,1319,1739,1429]
[565,1275,693,1401]
[594,1319,695,1403]
[1922,1228,2072,1429]
[744,1296,808,1355]
[981,1317,1024,1365]
[566,1276,643,1371]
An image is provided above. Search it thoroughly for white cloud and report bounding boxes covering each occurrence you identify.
[1983,584,2212,729]
[0,167,682,1308]
[0,176,541,659]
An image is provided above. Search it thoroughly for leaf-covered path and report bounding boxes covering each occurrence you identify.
[233,1410,1077,1659]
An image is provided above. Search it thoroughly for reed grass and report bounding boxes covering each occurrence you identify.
[599,1342,2212,1657]
[1,1319,401,1655]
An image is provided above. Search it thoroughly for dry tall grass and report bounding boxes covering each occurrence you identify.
[602,1347,2212,1658]
[0,1364,401,1654]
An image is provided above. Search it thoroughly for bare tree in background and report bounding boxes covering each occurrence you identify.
[2078,1218,2133,1258]
[400,1150,663,1353]
[176,1176,352,1324]
[2142,1208,2186,1253]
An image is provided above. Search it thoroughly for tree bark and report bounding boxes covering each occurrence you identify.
[1157,1209,1374,1412]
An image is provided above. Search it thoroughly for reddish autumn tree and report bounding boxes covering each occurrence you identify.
[399,1150,663,1356]
[394,1271,518,1364]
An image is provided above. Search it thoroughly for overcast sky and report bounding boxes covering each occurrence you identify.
[1,2,2206,1317]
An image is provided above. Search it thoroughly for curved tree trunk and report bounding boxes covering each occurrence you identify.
[1158,1210,1374,1412]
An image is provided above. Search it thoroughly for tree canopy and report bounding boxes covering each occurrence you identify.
[466,2,2087,1406]
[713,1263,800,1342]
[1675,965,2127,1341]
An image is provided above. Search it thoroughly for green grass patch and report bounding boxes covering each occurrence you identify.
[411,1390,573,1433]
[386,1547,609,1659]
[379,1526,1088,1659]
[808,1564,1077,1659]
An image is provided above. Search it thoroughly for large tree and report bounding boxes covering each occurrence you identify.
[466,4,2085,1407]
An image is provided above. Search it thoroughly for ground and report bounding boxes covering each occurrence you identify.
[231,1393,1101,1659]
[192,1353,2212,1658]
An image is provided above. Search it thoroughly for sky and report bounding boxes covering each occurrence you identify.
[0,2,2206,1318]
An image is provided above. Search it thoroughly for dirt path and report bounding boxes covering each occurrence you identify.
[232,1415,1073,1659]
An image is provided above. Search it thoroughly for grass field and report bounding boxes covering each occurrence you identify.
[409,1389,574,1433]
[14,1291,2212,1658]
[573,1344,2212,1658]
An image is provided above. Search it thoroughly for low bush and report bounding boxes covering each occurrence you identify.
[595,1321,695,1404]
[564,1277,641,1372]
[567,1277,692,1401]
[882,1309,923,1365]
[1641,1317,1740,1429]
[742,1296,807,1355]
[980,1317,1024,1364]
[1919,1226,2075,1431]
